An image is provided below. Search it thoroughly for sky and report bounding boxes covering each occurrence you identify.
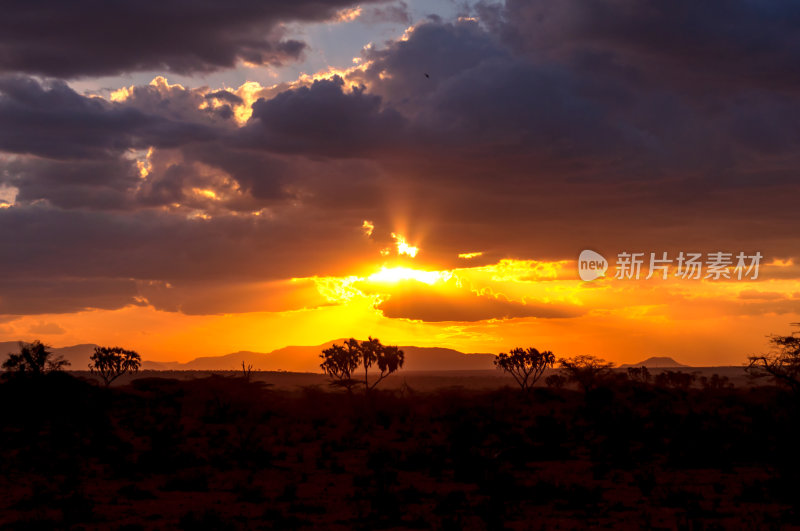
[1,0,799,367]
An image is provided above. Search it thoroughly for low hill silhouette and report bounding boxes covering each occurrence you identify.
[2,340,702,373]
[620,356,688,368]
[1,339,494,372]
[142,340,496,372]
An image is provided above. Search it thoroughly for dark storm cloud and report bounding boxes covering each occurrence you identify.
[0,76,218,160]
[0,76,232,212]
[0,204,378,285]
[0,74,393,214]
[491,0,800,92]
[117,78,240,127]
[241,77,406,157]
[0,277,143,315]
[2,157,139,210]
[0,0,385,77]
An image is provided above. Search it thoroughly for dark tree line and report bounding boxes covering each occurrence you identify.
[494,348,615,393]
[2,341,141,386]
[1,340,69,374]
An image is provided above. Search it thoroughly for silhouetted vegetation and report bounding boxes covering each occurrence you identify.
[747,324,800,393]
[559,354,615,392]
[627,366,651,384]
[89,346,141,386]
[654,369,697,390]
[2,340,69,375]
[1,335,799,528]
[494,347,555,391]
[240,361,254,382]
[320,337,404,392]
[319,339,360,392]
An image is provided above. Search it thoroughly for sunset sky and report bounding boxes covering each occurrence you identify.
[1,0,799,367]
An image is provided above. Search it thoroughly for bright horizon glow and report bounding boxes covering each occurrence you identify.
[367,266,452,285]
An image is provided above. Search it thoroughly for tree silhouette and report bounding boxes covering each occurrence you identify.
[747,325,800,393]
[89,346,141,387]
[240,361,254,382]
[2,340,69,374]
[699,373,733,390]
[359,336,405,391]
[559,355,615,392]
[320,341,360,392]
[494,347,555,391]
[320,337,404,392]
[654,370,696,390]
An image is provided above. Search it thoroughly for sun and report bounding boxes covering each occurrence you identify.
[367,266,451,285]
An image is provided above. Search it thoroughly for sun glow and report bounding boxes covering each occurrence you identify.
[458,251,484,259]
[193,188,219,200]
[391,233,419,257]
[308,265,455,306]
[362,220,374,237]
[367,266,452,285]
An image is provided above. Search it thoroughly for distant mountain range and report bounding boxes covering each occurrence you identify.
[0,340,496,373]
[619,356,687,368]
[0,341,696,372]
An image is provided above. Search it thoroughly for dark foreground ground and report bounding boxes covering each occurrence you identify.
[67,366,755,391]
[0,371,798,530]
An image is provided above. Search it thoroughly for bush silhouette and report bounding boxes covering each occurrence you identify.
[654,370,696,390]
[2,340,69,375]
[627,366,651,384]
[699,373,733,390]
[89,346,142,387]
[494,347,555,391]
[545,373,567,389]
[559,355,614,392]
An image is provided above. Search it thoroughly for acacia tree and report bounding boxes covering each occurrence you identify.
[320,341,360,392]
[368,342,404,391]
[89,346,141,387]
[2,340,69,374]
[559,355,615,392]
[320,337,404,392]
[494,347,555,391]
[747,325,800,393]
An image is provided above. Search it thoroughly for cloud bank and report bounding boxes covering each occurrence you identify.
[1,0,799,323]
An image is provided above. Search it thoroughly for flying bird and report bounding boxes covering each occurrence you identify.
[424,73,430,79]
